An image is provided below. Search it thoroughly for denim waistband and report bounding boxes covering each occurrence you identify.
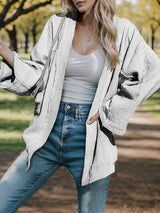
[59,100,92,112]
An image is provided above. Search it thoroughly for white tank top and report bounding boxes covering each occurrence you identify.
[60,45,106,104]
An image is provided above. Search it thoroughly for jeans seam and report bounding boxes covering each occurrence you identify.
[8,164,59,213]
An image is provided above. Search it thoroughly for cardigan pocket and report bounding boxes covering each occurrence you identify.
[90,120,118,169]
[98,117,116,146]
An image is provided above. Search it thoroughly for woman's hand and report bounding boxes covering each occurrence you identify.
[0,39,14,68]
[87,111,100,124]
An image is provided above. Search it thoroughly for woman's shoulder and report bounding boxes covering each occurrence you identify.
[49,11,75,22]
[48,12,65,22]
[44,11,67,30]
[115,15,139,40]
[115,15,137,31]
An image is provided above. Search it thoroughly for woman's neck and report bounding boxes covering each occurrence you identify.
[77,10,94,27]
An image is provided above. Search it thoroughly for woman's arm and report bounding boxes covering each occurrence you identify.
[0,15,54,96]
[0,39,14,68]
[99,22,160,136]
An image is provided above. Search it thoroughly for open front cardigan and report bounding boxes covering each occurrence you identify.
[0,11,160,186]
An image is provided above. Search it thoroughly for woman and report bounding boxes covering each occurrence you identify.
[0,0,160,212]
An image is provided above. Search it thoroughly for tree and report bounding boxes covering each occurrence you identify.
[0,0,56,51]
[117,0,160,50]
[156,0,160,5]
[137,0,160,49]
[0,0,53,29]
[17,7,54,53]
[5,25,18,51]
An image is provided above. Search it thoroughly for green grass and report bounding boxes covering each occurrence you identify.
[142,90,160,122]
[0,89,35,151]
[0,51,34,151]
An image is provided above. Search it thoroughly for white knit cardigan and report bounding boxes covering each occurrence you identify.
[0,11,160,186]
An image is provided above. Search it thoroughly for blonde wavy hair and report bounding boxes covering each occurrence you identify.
[59,0,119,69]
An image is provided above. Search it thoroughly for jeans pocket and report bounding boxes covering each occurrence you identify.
[78,108,90,126]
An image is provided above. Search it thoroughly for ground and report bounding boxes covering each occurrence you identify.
[0,104,160,213]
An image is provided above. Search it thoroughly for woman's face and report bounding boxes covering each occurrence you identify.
[71,0,96,13]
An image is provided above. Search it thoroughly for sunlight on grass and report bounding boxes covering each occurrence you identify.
[0,130,22,139]
[0,51,33,151]
[0,93,17,101]
[0,111,33,121]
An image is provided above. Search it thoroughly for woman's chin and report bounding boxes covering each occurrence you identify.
[77,6,87,13]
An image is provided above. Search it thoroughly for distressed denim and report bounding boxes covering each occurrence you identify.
[0,100,110,213]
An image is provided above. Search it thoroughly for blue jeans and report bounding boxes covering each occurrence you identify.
[0,100,110,213]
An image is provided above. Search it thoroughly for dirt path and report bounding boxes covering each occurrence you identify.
[0,105,160,213]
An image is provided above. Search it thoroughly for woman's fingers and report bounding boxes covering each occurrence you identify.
[87,111,100,124]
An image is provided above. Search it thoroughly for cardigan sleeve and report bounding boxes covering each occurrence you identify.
[0,16,54,96]
[99,24,160,135]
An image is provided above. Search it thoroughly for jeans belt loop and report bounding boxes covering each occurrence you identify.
[75,105,79,121]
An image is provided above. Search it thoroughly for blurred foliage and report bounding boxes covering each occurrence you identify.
[0,0,56,28]
[0,0,61,51]
[117,0,160,48]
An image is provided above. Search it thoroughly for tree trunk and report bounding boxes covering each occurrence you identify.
[32,27,37,47]
[32,18,37,46]
[151,23,155,50]
[5,25,18,52]
[25,32,29,54]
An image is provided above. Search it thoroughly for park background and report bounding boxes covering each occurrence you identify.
[0,0,160,212]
